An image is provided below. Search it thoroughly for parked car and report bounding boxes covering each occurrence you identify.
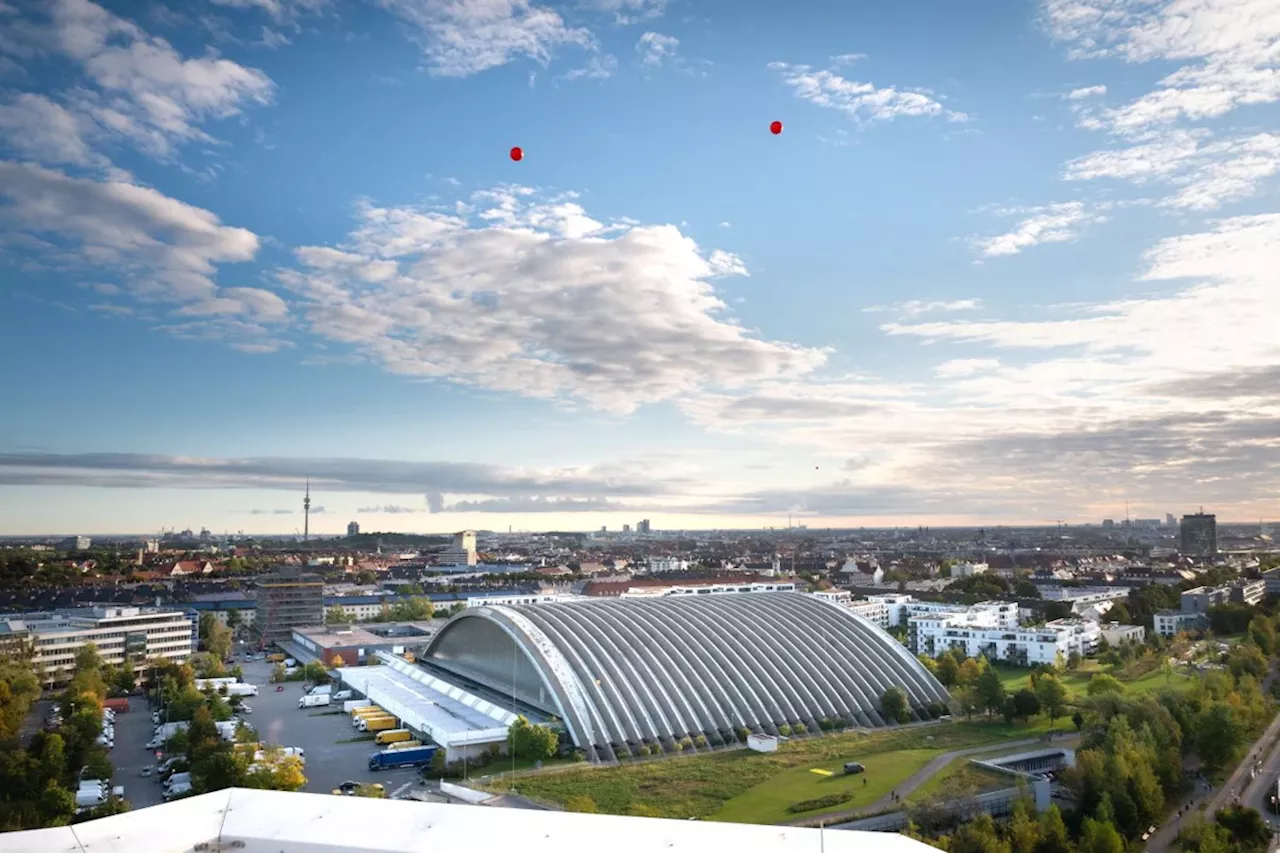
[238,703,252,714]
[140,767,152,777]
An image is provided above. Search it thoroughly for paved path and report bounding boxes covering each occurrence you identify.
[1145,664,1280,852]
[787,733,1080,828]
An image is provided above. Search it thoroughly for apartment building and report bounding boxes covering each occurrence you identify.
[0,607,193,686]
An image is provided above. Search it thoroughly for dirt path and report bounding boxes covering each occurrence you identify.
[787,732,1081,827]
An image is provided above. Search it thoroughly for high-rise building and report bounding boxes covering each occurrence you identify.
[436,530,478,566]
[347,521,360,536]
[254,567,324,645]
[637,519,651,534]
[1180,512,1217,557]
[1165,513,1177,528]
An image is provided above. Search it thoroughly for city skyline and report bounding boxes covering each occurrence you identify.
[1,0,1278,533]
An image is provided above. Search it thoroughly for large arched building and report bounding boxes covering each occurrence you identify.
[422,592,951,761]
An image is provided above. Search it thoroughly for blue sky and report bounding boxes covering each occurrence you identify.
[1,0,1278,535]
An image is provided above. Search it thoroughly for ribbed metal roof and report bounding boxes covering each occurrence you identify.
[424,592,950,761]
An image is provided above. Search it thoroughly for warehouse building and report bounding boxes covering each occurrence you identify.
[422,591,951,762]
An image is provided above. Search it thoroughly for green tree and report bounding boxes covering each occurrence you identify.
[1036,804,1072,853]
[1066,650,1082,670]
[270,663,286,683]
[1077,816,1123,853]
[1197,703,1246,770]
[1086,673,1125,697]
[302,661,331,685]
[508,716,558,760]
[976,666,1006,717]
[225,609,243,633]
[1012,687,1041,721]
[949,813,1011,853]
[1035,675,1069,724]
[198,614,233,662]
[1007,797,1041,852]
[324,606,350,626]
[881,687,910,724]
[388,596,435,621]
[936,651,960,687]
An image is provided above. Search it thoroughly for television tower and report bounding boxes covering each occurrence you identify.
[303,477,311,542]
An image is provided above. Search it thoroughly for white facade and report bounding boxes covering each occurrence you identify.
[1100,624,1145,645]
[912,613,1099,666]
[437,530,478,567]
[1154,610,1207,638]
[1037,586,1131,605]
[950,562,989,578]
[465,593,583,608]
[649,557,690,573]
[4,607,193,685]
[619,582,797,599]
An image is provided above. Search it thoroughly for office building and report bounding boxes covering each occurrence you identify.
[1180,512,1217,557]
[637,519,651,534]
[347,521,360,536]
[254,567,324,645]
[436,530,478,567]
[0,607,193,687]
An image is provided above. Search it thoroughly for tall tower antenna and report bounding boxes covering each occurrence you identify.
[303,477,311,542]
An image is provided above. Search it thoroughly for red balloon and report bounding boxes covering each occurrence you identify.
[770,121,783,135]
[510,147,523,161]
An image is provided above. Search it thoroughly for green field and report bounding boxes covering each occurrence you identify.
[990,661,1195,700]
[489,719,1061,822]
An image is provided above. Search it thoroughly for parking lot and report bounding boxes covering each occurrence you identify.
[112,659,423,812]
[234,659,423,798]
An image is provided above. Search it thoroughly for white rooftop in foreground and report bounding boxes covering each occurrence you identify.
[0,788,934,853]
[336,652,515,748]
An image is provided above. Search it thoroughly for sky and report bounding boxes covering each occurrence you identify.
[0,0,1278,536]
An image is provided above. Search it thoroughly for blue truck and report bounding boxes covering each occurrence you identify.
[368,745,437,771]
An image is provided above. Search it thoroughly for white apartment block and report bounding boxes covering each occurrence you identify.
[2,607,194,685]
[1037,586,1131,606]
[950,562,989,578]
[648,557,690,573]
[912,614,1100,666]
[465,593,584,608]
[1154,611,1208,638]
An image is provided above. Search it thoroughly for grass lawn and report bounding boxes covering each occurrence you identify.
[492,718,1066,822]
[989,660,1196,701]
[906,756,1013,805]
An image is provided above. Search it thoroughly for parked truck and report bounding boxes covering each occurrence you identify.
[154,721,190,741]
[358,715,399,733]
[342,699,371,713]
[351,706,385,725]
[384,740,423,751]
[299,693,331,709]
[266,653,286,663]
[375,728,413,745]
[306,684,332,696]
[194,677,239,691]
[368,745,436,771]
[225,683,258,697]
[103,697,130,713]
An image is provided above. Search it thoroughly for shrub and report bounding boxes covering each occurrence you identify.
[673,740,685,752]
[818,717,835,731]
[786,792,853,814]
[570,749,586,762]
[693,734,708,748]
[679,736,694,750]
[793,723,807,735]
[778,724,793,737]
[736,727,751,742]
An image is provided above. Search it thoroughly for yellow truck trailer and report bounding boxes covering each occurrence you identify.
[358,716,399,733]
[351,706,385,723]
[384,740,423,751]
[375,729,413,745]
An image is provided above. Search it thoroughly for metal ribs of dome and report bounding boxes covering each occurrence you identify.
[423,592,951,762]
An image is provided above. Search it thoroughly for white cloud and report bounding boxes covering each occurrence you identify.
[934,358,1001,378]
[0,0,275,163]
[769,60,968,125]
[1065,130,1280,210]
[562,53,617,80]
[0,93,103,166]
[0,160,285,350]
[376,0,593,77]
[862,299,982,316]
[280,186,827,414]
[974,202,1102,257]
[718,221,731,228]
[1066,84,1106,98]
[636,31,677,67]
[581,0,667,25]
[1043,0,1280,134]
[208,0,329,23]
